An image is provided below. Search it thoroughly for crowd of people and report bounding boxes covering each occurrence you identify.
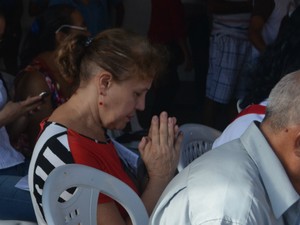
[149,3,300,225]
[202,0,298,130]
[0,0,300,224]
[150,70,300,225]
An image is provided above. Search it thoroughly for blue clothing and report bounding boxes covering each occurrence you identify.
[149,122,300,225]
[0,160,29,176]
[0,78,36,221]
[0,175,36,221]
[0,160,36,221]
[0,79,25,170]
[205,5,253,104]
[206,34,253,104]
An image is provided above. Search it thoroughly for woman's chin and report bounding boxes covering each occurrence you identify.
[110,122,128,131]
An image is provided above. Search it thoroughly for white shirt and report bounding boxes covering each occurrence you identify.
[149,122,300,225]
[252,0,295,58]
[263,0,294,45]
[213,100,267,148]
[0,79,25,169]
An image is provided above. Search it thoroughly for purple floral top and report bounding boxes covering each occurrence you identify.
[21,58,67,108]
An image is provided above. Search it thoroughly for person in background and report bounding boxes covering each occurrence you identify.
[9,4,89,157]
[202,0,273,130]
[29,0,124,36]
[236,0,296,100]
[0,73,43,221]
[29,28,183,225]
[149,70,300,225]
[249,0,295,56]
[213,5,300,148]
[138,0,192,127]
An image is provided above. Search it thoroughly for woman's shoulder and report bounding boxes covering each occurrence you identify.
[33,121,73,161]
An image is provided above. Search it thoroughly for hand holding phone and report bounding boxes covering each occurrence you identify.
[39,91,49,100]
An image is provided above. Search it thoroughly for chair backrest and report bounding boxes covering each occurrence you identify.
[42,164,149,225]
[177,123,222,172]
[0,220,37,225]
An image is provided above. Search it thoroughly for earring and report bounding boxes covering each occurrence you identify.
[99,92,103,106]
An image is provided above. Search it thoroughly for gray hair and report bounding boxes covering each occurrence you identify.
[265,70,300,131]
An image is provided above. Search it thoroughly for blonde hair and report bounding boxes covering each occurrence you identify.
[56,28,168,86]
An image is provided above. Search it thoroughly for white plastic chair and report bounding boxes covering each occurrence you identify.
[42,164,149,225]
[177,123,222,172]
[236,98,243,113]
[0,220,37,225]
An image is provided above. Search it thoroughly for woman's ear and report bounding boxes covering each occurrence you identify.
[97,71,112,95]
[295,130,300,157]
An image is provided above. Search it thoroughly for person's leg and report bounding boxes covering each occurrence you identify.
[0,175,36,221]
[203,35,225,129]
[204,35,252,130]
[0,160,30,176]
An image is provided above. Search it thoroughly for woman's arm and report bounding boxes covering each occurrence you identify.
[248,0,275,53]
[97,202,128,225]
[138,111,183,215]
[7,71,53,152]
[96,112,182,225]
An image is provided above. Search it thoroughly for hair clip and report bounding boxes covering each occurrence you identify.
[85,37,93,47]
[55,24,87,34]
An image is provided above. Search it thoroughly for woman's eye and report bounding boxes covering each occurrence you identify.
[134,92,142,97]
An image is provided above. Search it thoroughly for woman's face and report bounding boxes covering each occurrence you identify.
[100,77,152,130]
[55,9,89,38]
[69,10,89,35]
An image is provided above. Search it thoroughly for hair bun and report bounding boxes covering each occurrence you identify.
[85,36,93,47]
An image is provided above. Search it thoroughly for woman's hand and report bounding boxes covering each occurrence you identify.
[138,111,183,182]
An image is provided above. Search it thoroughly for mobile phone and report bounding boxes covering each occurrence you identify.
[39,91,49,100]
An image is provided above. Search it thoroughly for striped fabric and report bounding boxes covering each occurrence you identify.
[212,12,251,39]
[28,122,73,225]
[206,0,253,104]
[206,34,253,104]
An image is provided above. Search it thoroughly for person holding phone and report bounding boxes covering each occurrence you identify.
[0,75,43,221]
[11,4,89,157]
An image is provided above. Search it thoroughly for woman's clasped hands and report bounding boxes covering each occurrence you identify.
[138,111,183,183]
